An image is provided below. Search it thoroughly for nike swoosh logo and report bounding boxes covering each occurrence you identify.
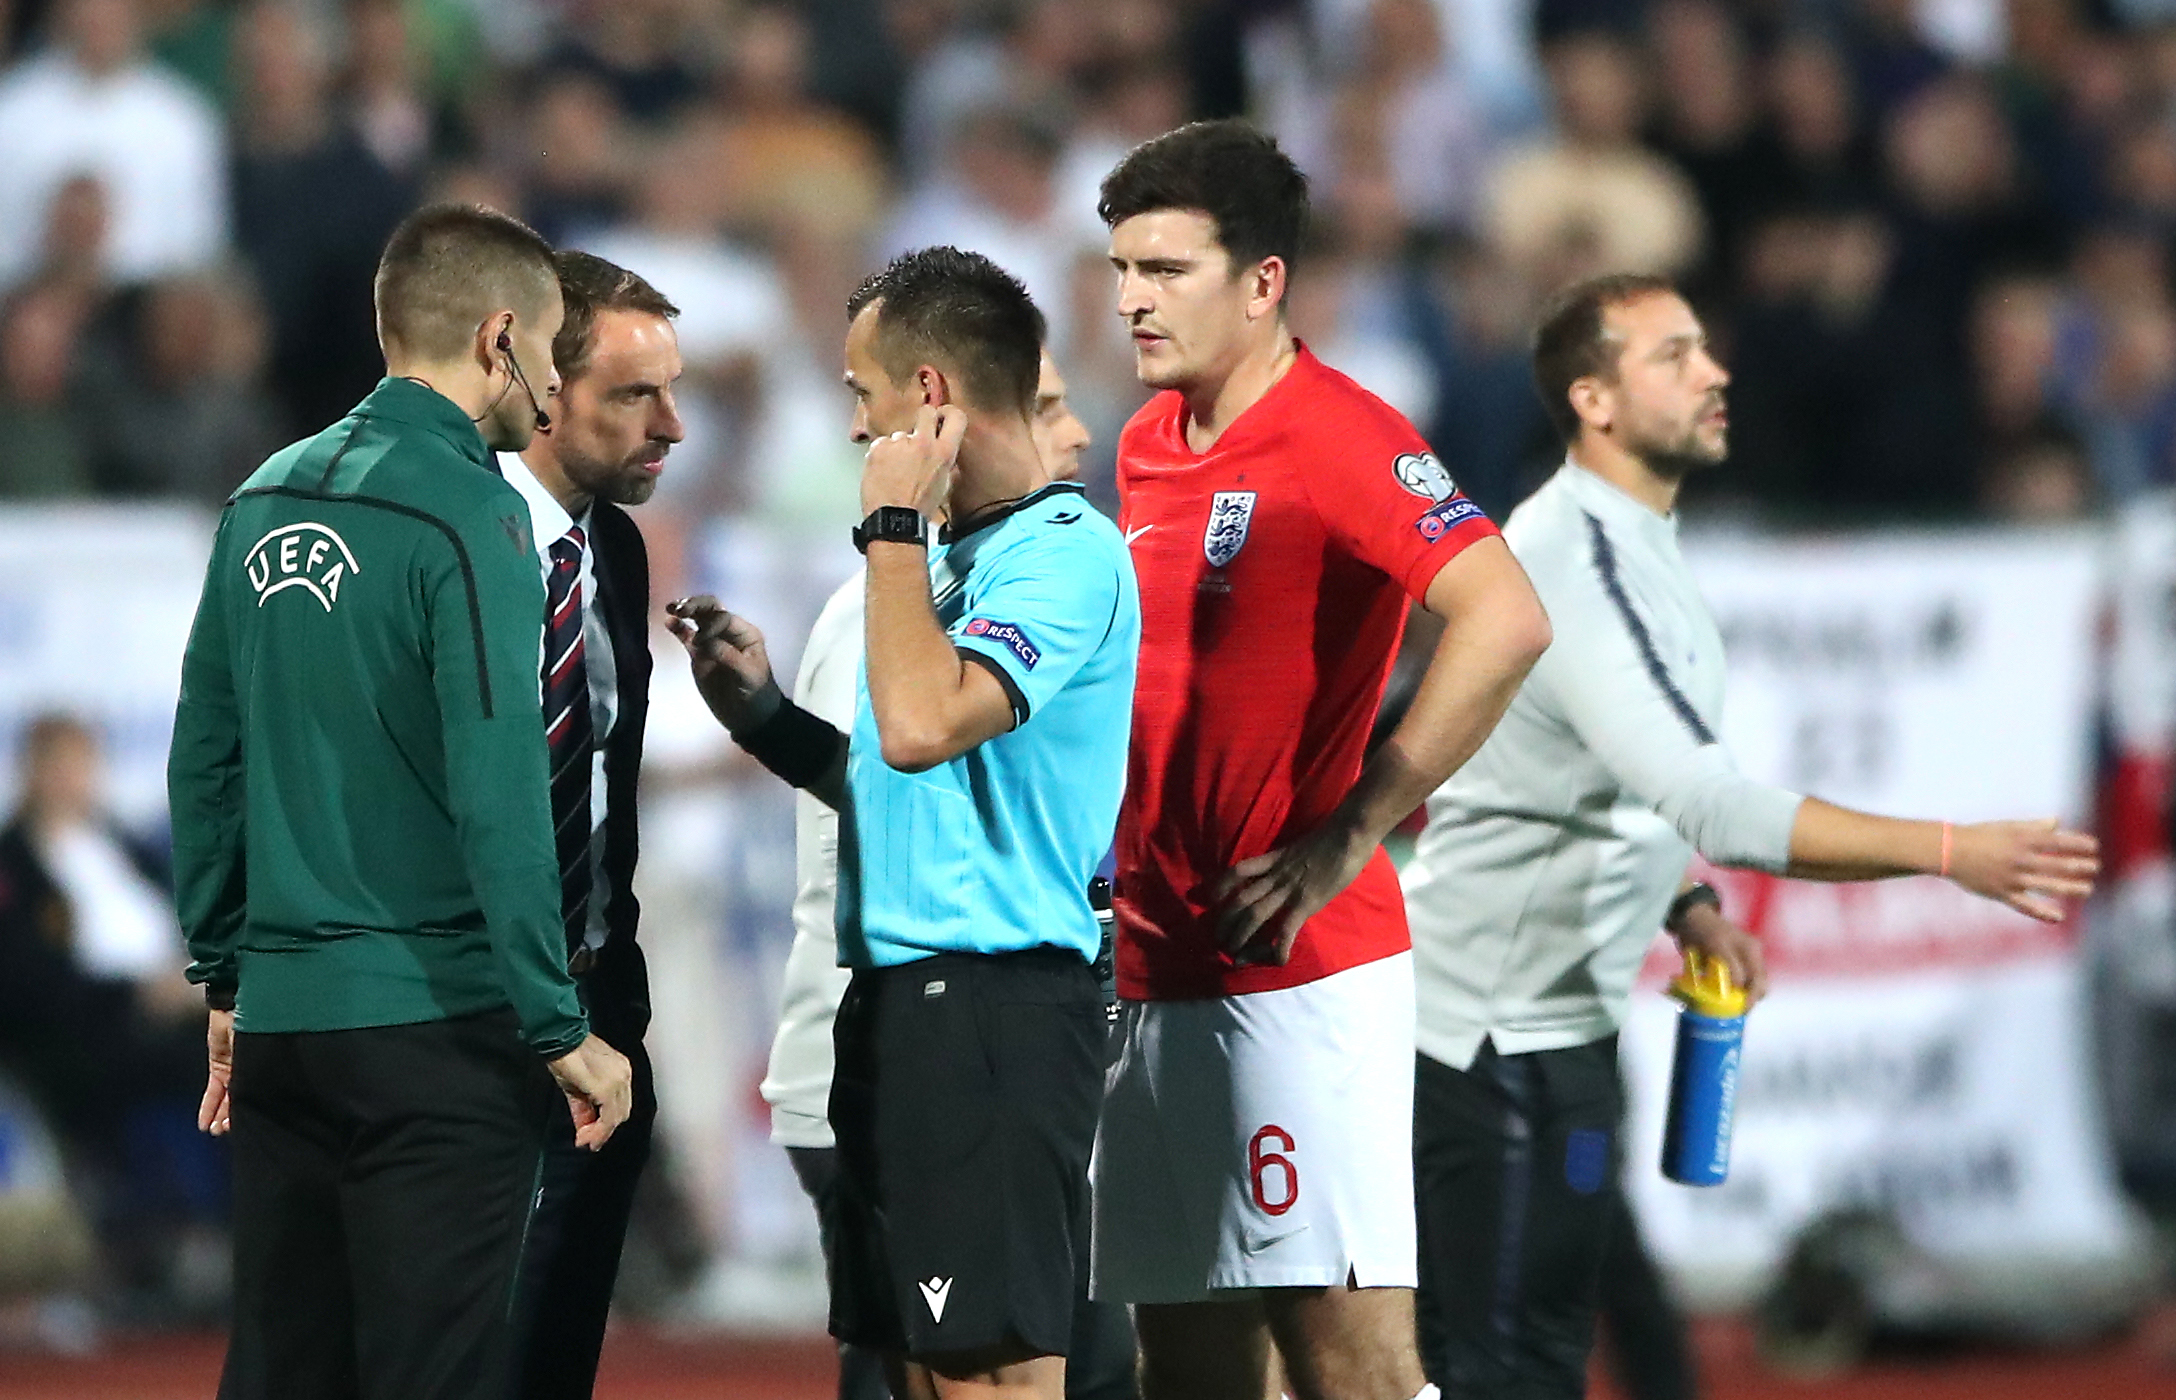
[918,1275,953,1322]
[1125,525,1154,544]
[1241,1225,1308,1255]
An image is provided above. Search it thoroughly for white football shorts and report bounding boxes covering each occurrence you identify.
[1090,951,1418,1303]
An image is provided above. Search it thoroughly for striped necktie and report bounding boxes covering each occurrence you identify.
[543,525,595,971]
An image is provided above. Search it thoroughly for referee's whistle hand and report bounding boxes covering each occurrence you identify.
[547,1034,635,1151]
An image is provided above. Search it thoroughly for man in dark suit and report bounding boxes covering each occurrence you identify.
[497,250,684,1399]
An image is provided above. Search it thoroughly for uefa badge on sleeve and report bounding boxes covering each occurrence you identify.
[1204,490,1257,568]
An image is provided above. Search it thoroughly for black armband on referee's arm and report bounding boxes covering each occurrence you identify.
[731,690,847,791]
[203,982,237,1012]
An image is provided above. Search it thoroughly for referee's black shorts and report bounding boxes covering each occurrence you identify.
[828,946,1103,1361]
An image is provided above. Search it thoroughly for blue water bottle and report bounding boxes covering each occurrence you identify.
[1660,947,1748,1187]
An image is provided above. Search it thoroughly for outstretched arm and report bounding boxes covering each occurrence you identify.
[1783,801,2097,922]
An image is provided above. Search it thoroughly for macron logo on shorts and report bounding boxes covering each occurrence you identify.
[919,1275,953,1322]
[962,617,1040,670]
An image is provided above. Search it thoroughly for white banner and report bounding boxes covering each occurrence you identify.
[0,504,213,828]
[1621,527,2150,1307]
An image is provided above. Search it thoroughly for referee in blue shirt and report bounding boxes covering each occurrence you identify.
[667,247,1140,1400]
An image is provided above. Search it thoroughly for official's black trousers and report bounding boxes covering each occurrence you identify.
[1414,1037,1624,1400]
[511,1033,657,1400]
[220,1010,559,1400]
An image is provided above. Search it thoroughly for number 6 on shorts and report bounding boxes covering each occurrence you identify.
[1249,1124,1298,1215]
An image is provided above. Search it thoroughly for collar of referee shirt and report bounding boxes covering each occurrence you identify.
[372,376,495,469]
[937,480,1086,545]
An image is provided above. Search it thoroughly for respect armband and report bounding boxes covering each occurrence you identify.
[733,693,847,791]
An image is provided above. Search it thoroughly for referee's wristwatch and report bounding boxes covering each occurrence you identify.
[853,506,925,553]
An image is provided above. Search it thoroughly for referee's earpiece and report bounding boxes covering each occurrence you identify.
[493,328,551,431]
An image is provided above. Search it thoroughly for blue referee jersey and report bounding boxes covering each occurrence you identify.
[836,481,1140,969]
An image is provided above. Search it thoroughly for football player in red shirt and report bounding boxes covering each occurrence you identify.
[1088,120,1553,1400]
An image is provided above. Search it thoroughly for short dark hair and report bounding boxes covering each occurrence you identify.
[552,251,680,384]
[1097,119,1309,278]
[374,203,558,361]
[1531,273,1680,441]
[845,247,1045,415]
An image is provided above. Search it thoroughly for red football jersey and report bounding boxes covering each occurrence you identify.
[1114,345,1500,1000]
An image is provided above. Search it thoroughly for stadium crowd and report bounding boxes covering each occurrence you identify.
[4,0,2176,531]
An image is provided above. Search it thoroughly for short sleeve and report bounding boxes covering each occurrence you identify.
[952,528,1124,726]
[1303,433,1500,601]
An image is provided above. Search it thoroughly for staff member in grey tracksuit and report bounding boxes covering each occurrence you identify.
[1400,273,2102,1400]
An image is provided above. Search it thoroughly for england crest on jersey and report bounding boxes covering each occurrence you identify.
[1203,490,1257,568]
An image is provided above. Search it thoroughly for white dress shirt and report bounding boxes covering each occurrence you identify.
[501,451,618,956]
[1403,462,1803,1070]
[759,571,862,1147]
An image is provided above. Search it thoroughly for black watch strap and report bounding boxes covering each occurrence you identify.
[1665,882,1722,933]
[853,506,925,553]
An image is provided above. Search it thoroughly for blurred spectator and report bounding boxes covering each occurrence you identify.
[712,1,888,242]
[78,269,282,504]
[519,69,630,243]
[1648,0,1782,295]
[2063,296,2176,499]
[1322,0,1493,237]
[797,0,909,144]
[579,120,792,515]
[894,0,1092,180]
[230,0,417,437]
[35,172,115,302]
[1483,29,1706,285]
[542,0,713,127]
[144,0,236,109]
[1288,184,1440,429]
[1983,423,2096,519]
[0,0,228,293]
[0,285,94,498]
[1765,32,1883,216]
[1307,0,1549,140]
[345,0,436,177]
[1841,0,1953,118]
[1972,270,2063,446]
[883,102,1106,352]
[740,230,879,529]
[1054,59,1190,230]
[0,714,220,1314]
[1413,244,1553,520]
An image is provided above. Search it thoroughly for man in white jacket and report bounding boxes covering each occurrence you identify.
[1401,273,2100,1400]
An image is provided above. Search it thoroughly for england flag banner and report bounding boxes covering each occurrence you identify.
[1620,527,2153,1309]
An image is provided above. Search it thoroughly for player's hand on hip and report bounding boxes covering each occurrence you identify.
[1672,909,1769,1008]
[666,595,776,724]
[861,404,965,517]
[1947,818,2099,923]
[197,1008,235,1136]
[1209,822,1375,967]
[547,1033,635,1151]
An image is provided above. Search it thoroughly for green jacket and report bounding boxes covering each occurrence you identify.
[168,377,587,1056]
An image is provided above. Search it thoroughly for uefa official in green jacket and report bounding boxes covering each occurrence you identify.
[168,203,633,1400]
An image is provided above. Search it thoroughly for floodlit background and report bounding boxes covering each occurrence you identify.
[0,0,2172,1395]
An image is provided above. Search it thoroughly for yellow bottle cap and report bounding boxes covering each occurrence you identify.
[1669,946,1748,1018]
